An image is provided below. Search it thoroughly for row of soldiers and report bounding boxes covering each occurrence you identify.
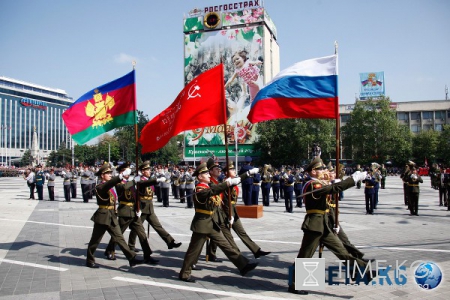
[84,156,376,295]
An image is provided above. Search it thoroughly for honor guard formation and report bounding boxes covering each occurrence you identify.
[15,154,449,295]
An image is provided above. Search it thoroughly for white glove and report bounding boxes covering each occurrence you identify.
[351,171,367,183]
[248,168,259,175]
[136,210,142,217]
[333,225,340,234]
[119,173,124,180]
[229,216,234,226]
[122,168,132,177]
[226,177,241,186]
[133,175,140,182]
[157,177,166,183]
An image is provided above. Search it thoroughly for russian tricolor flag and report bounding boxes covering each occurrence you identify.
[247,54,338,123]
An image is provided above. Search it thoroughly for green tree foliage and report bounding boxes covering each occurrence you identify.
[20,149,33,167]
[341,97,412,165]
[437,125,450,164]
[412,130,439,165]
[253,119,335,166]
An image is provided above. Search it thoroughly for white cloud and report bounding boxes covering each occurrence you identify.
[114,53,138,64]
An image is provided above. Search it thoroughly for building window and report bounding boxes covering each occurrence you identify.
[341,114,350,122]
[423,124,432,131]
[410,112,421,120]
[397,112,408,120]
[411,125,421,133]
[435,124,443,131]
[422,111,433,120]
[435,111,446,120]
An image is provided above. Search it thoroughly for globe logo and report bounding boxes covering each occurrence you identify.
[414,262,443,290]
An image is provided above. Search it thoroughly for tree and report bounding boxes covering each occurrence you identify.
[437,125,450,165]
[253,118,335,166]
[412,130,439,165]
[341,96,412,165]
[20,149,33,167]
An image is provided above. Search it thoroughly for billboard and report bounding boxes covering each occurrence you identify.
[184,9,267,159]
[359,72,385,99]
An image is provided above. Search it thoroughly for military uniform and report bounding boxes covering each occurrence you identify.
[47,170,56,201]
[271,171,280,202]
[86,165,141,268]
[238,156,254,205]
[251,173,261,205]
[290,158,371,293]
[362,172,376,214]
[179,169,186,203]
[261,165,272,206]
[283,168,295,213]
[128,161,181,252]
[80,166,92,203]
[104,163,157,263]
[407,168,423,216]
[184,169,195,208]
[179,162,257,282]
[35,166,45,200]
[70,168,78,198]
[171,168,180,199]
[63,170,72,202]
[294,169,304,208]
[380,165,387,189]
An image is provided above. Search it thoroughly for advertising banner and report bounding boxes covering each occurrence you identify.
[184,15,265,158]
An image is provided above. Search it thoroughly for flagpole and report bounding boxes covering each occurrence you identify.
[132,61,141,214]
[220,62,233,228]
[334,41,341,229]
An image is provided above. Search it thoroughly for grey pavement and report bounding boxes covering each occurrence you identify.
[0,175,449,299]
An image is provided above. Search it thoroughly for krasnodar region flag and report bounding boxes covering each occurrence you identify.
[247,54,338,123]
[62,71,137,145]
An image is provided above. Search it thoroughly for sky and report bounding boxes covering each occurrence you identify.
[1,0,449,122]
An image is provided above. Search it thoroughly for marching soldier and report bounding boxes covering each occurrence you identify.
[85,164,144,269]
[283,167,295,213]
[271,169,280,202]
[70,167,78,198]
[251,171,261,205]
[47,168,56,201]
[80,165,92,203]
[35,164,45,200]
[104,163,158,264]
[179,167,186,203]
[362,169,376,215]
[407,167,423,216]
[380,164,387,189]
[160,165,171,207]
[289,158,371,294]
[261,164,272,206]
[185,166,195,209]
[438,166,447,207]
[63,167,72,202]
[179,162,258,283]
[238,156,254,205]
[128,161,182,252]
[171,166,181,199]
[294,167,304,208]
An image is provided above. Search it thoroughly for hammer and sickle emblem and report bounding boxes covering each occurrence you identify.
[187,84,201,100]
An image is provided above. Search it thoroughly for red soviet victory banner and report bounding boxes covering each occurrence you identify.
[140,64,226,153]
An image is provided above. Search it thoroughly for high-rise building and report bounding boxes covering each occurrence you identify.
[182,3,280,163]
[0,76,73,165]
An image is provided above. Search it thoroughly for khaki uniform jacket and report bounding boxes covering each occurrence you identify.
[137,177,159,215]
[301,177,355,234]
[191,181,229,234]
[90,176,121,226]
[116,179,139,218]
[407,175,423,193]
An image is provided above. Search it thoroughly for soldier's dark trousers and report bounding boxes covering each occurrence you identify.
[262,186,271,206]
[128,212,174,250]
[365,194,375,214]
[185,188,194,208]
[63,185,71,202]
[155,186,162,202]
[409,193,419,215]
[36,185,44,200]
[179,188,186,203]
[28,183,35,199]
[251,185,260,205]
[242,184,252,205]
[71,183,77,198]
[284,189,293,213]
[81,184,89,202]
[439,187,447,206]
[48,186,54,201]
[161,188,169,207]
[272,186,279,202]
[294,188,303,208]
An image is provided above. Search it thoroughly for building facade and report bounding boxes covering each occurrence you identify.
[0,76,73,165]
[340,100,450,133]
